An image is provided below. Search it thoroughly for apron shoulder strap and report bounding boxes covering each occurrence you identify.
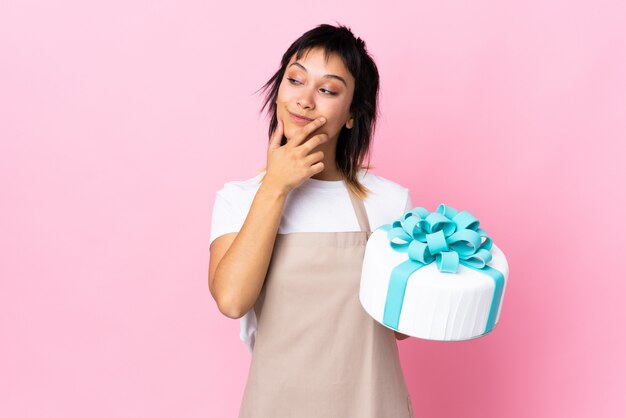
[347,189,372,235]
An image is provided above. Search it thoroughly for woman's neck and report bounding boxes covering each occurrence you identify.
[310,166,344,181]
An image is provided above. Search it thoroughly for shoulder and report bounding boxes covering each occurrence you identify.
[219,171,265,192]
[359,170,411,222]
[209,171,266,246]
[360,170,410,202]
[217,171,265,201]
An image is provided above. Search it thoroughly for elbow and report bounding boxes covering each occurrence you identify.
[218,299,245,319]
[214,290,245,319]
[209,267,250,319]
[209,270,243,319]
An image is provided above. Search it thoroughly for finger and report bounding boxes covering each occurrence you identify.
[310,161,325,175]
[268,118,284,151]
[289,116,326,147]
[303,150,324,166]
[298,133,328,155]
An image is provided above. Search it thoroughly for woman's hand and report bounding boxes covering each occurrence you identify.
[263,116,329,195]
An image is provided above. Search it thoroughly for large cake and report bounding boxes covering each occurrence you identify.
[359,203,509,341]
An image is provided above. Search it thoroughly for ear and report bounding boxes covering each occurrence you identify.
[346,114,354,129]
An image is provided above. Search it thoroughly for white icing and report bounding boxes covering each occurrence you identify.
[359,229,509,341]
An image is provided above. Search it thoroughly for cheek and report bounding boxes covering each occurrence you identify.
[276,81,298,102]
[325,108,348,129]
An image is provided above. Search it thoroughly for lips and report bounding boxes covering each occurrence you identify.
[289,111,314,123]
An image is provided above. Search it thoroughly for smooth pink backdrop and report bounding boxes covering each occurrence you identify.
[1,1,624,417]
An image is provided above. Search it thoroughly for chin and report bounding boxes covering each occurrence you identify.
[282,125,294,140]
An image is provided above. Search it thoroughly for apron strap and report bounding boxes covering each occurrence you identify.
[347,189,372,236]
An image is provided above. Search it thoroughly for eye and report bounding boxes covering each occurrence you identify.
[287,77,338,96]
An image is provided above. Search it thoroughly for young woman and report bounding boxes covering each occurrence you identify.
[209,23,414,417]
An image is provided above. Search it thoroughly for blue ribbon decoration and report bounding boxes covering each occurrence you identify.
[376,203,504,336]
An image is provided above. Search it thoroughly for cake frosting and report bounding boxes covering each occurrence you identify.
[359,203,509,341]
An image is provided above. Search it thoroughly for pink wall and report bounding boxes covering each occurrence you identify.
[1,1,624,417]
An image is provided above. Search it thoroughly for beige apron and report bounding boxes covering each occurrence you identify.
[238,187,414,418]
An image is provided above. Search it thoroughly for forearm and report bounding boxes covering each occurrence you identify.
[213,181,288,318]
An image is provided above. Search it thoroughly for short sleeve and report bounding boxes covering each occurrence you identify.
[209,184,249,248]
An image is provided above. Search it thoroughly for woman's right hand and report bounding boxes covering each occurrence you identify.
[263,116,329,195]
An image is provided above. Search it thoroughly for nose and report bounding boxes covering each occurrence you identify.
[296,88,315,110]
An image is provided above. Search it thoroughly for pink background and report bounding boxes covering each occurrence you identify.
[1,1,625,417]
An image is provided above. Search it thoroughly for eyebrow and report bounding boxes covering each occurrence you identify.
[288,62,348,87]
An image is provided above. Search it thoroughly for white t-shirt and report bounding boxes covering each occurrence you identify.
[209,169,413,353]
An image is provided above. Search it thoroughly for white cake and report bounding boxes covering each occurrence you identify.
[359,204,509,341]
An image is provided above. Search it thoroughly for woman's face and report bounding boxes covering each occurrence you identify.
[276,47,355,143]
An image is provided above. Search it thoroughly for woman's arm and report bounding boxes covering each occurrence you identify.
[209,116,327,319]
[209,180,288,319]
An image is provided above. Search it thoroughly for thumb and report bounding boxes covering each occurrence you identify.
[268,119,284,151]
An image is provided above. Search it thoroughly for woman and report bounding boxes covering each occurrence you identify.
[209,23,414,417]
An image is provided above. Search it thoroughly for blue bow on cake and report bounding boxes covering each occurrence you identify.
[376,203,505,335]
